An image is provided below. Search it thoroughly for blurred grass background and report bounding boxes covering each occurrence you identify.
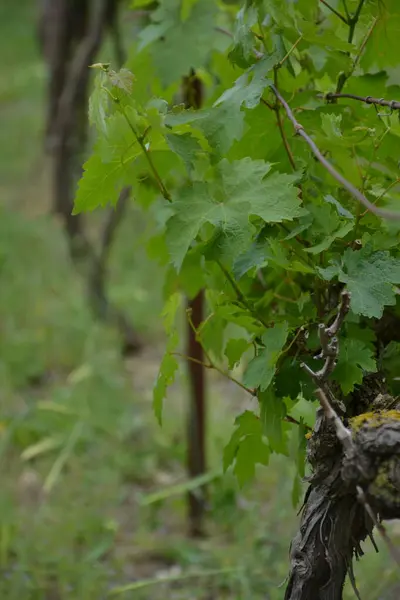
[0,1,399,598]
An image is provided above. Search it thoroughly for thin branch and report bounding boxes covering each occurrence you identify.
[269,84,400,220]
[285,414,311,430]
[261,97,274,111]
[347,0,366,44]
[335,1,372,94]
[186,309,255,396]
[276,35,303,68]
[326,92,400,111]
[118,104,171,201]
[172,352,256,396]
[360,177,400,218]
[315,388,353,453]
[325,290,352,337]
[217,260,270,329]
[274,103,297,171]
[214,26,233,39]
[319,0,348,24]
[270,71,298,173]
[302,290,351,384]
[353,0,366,26]
[352,16,378,72]
[342,0,350,20]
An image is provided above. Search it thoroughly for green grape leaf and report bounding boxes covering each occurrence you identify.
[88,71,108,135]
[228,6,257,68]
[108,68,135,94]
[166,132,203,173]
[361,8,400,70]
[259,390,288,454]
[234,434,270,487]
[166,158,303,270]
[152,293,182,424]
[305,221,353,254]
[73,154,132,213]
[162,291,182,334]
[334,338,377,395]
[179,251,206,299]
[166,101,245,157]
[199,313,226,359]
[181,0,198,21]
[243,322,289,391]
[232,240,267,280]
[225,338,250,369]
[215,52,278,110]
[139,0,217,86]
[153,343,179,425]
[324,194,354,220]
[319,245,400,318]
[301,22,355,52]
[223,410,269,487]
[292,473,302,508]
[97,112,137,161]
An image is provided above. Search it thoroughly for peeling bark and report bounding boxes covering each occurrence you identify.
[285,392,400,600]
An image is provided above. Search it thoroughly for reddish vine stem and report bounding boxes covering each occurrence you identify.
[269,84,400,220]
[326,92,400,111]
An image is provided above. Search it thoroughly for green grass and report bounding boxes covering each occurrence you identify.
[0,1,399,599]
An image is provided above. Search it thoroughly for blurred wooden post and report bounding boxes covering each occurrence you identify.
[186,291,206,537]
[183,69,206,537]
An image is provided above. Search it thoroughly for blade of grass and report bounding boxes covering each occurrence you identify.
[140,470,222,505]
[43,421,84,493]
[108,566,239,595]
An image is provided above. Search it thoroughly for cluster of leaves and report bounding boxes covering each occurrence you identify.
[74,0,400,495]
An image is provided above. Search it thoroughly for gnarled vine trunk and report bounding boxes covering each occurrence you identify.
[285,376,400,599]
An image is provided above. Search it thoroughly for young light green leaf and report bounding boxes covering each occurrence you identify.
[165,101,245,157]
[259,390,288,454]
[243,322,289,391]
[232,240,267,280]
[215,52,278,110]
[228,6,257,68]
[334,338,377,395]
[225,338,250,369]
[234,434,270,487]
[139,0,218,86]
[153,294,182,424]
[153,328,180,426]
[73,154,132,213]
[153,347,179,425]
[162,291,182,334]
[88,71,108,135]
[108,68,135,94]
[305,221,353,254]
[319,245,400,318]
[223,410,261,471]
[166,132,203,173]
[223,410,269,487]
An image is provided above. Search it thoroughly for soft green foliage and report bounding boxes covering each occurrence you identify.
[243,322,288,391]
[335,338,377,394]
[2,1,400,598]
[75,0,400,498]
